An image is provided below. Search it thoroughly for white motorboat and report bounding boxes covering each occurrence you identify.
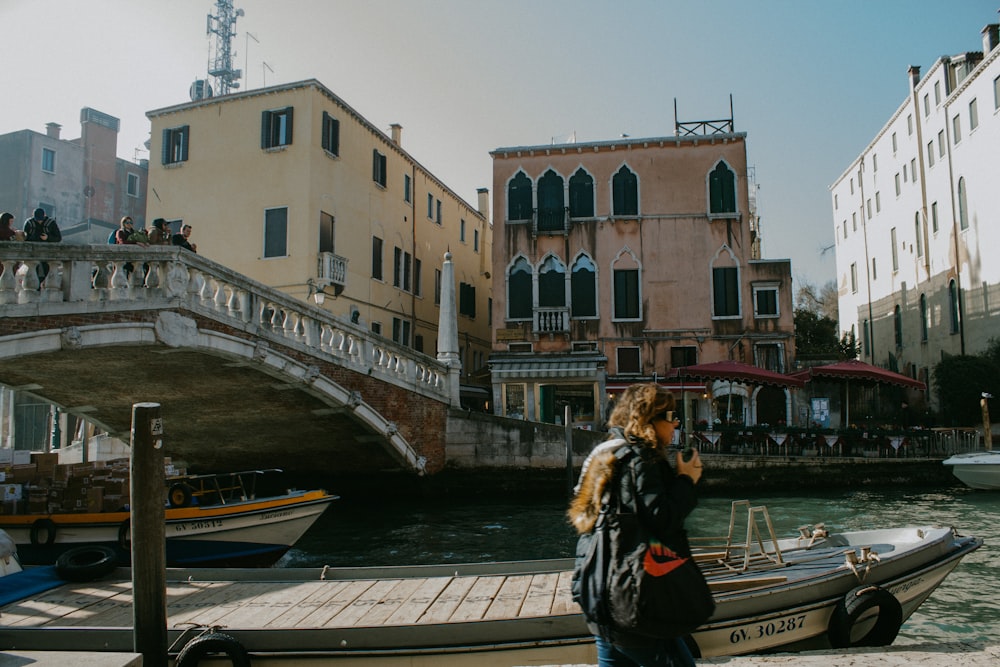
[0,501,981,665]
[942,450,1000,490]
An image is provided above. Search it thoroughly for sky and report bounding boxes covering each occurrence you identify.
[3,0,998,291]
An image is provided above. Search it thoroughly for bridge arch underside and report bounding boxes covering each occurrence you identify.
[0,319,440,477]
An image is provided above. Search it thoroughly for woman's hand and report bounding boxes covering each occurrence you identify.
[675,448,703,485]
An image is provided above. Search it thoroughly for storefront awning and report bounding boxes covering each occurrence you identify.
[491,358,603,379]
[606,381,694,393]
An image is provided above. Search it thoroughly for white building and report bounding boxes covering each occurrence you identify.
[831,21,1000,410]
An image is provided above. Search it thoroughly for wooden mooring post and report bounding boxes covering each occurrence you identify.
[130,402,167,667]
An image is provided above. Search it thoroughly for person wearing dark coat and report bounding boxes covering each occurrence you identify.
[22,207,61,283]
[568,383,704,667]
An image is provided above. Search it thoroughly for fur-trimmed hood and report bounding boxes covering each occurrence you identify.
[567,439,626,535]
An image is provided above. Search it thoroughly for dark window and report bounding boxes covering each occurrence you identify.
[393,247,402,287]
[538,256,566,307]
[263,207,287,258]
[670,346,697,368]
[613,268,639,319]
[617,347,641,374]
[373,150,387,187]
[920,293,928,342]
[261,108,293,148]
[754,287,778,317]
[949,280,960,333]
[434,268,441,305]
[709,161,737,214]
[162,125,189,164]
[414,334,424,353]
[427,193,434,218]
[404,174,411,202]
[41,148,55,173]
[958,177,968,230]
[508,258,532,319]
[537,169,565,232]
[413,258,422,296]
[863,319,870,356]
[459,282,476,318]
[612,165,638,216]
[571,255,596,317]
[372,236,383,280]
[712,267,739,317]
[392,318,411,346]
[756,344,783,372]
[894,305,903,347]
[569,168,594,218]
[321,112,339,155]
[127,173,139,197]
[319,212,334,253]
[507,171,532,221]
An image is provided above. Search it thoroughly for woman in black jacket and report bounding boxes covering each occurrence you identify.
[569,383,704,667]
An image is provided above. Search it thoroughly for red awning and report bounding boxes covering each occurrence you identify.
[796,359,925,390]
[668,360,806,388]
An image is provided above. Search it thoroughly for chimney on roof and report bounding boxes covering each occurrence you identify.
[390,123,402,146]
[983,24,999,53]
[476,188,490,220]
[45,123,61,140]
[908,65,921,91]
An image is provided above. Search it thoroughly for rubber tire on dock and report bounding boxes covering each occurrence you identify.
[55,545,118,582]
[828,584,903,648]
[175,633,251,667]
[29,518,57,546]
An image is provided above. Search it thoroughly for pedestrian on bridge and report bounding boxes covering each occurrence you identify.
[22,207,61,284]
[172,223,197,253]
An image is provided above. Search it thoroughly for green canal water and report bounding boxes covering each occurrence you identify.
[279,484,998,646]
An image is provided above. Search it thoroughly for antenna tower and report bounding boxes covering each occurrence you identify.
[206,0,244,96]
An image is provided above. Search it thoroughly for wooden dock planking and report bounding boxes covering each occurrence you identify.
[324,579,404,627]
[518,572,559,617]
[483,575,531,620]
[295,579,379,627]
[218,581,327,627]
[353,577,429,627]
[384,575,453,625]
[449,575,505,622]
[550,570,579,616]
[263,580,354,629]
[1,582,130,627]
[194,582,293,627]
[165,581,242,626]
[415,574,476,624]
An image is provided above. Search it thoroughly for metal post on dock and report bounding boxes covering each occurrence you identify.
[130,402,167,667]
[565,404,574,496]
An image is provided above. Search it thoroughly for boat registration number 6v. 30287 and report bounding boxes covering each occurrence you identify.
[726,613,809,645]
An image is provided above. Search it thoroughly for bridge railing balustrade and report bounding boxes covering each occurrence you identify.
[0,243,451,402]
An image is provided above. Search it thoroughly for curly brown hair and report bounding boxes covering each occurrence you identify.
[607,383,675,446]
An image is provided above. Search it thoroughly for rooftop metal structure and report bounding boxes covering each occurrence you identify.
[206,0,244,96]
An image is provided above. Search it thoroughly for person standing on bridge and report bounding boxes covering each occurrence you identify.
[22,207,61,284]
[172,223,197,253]
[569,383,706,667]
[0,212,16,241]
[147,218,172,246]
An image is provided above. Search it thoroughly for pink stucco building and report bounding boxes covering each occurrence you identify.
[489,117,796,430]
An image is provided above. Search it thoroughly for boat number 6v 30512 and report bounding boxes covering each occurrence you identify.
[729,614,808,644]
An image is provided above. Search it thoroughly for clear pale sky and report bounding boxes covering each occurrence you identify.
[4,0,998,290]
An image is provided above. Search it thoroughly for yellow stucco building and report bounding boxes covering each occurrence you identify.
[146,80,492,396]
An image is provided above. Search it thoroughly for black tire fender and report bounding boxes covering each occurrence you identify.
[29,518,57,546]
[168,483,194,508]
[175,632,251,667]
[55,545,118,582]
[828,584,903,648]
[118,518,131,551]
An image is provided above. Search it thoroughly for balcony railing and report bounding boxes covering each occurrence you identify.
[534,208,568,235]
[534,307,569,333]
[318,252,348,295]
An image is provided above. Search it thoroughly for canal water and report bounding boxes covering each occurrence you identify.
[278,484,998,646]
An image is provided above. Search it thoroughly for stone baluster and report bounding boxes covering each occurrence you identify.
[144,260,161,295]
[186,268,203,303]
[283,310,299,341]
[212,280,228,315]
[226,287,241,319]
[199,275,215,306]
[0,262,16,304]
[91,261,111,302]
[269,304,284,332]
[41,261,64,303]
[18,261,40,304]
[252,298,267,329]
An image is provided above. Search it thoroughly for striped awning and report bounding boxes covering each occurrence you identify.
[491,358,602,379]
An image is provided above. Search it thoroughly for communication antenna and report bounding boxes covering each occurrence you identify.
[206,0,244,96]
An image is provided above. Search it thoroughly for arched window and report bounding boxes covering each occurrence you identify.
[507,171,532,222]
[507,257,532,319]
[612,248,641,319]
[612,165,638,216]
[949,279,960,333]
[894,305,903,348]
[571,254,597,317]
[568,168,594,218]
[537,169,565,232]
[711,248,740,318]
[919,293,928,341]
[538,255,566,307]
[958,177,969,230]
[709,161,737,214]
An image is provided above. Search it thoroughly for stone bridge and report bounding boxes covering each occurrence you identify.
[0,243,465,479]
